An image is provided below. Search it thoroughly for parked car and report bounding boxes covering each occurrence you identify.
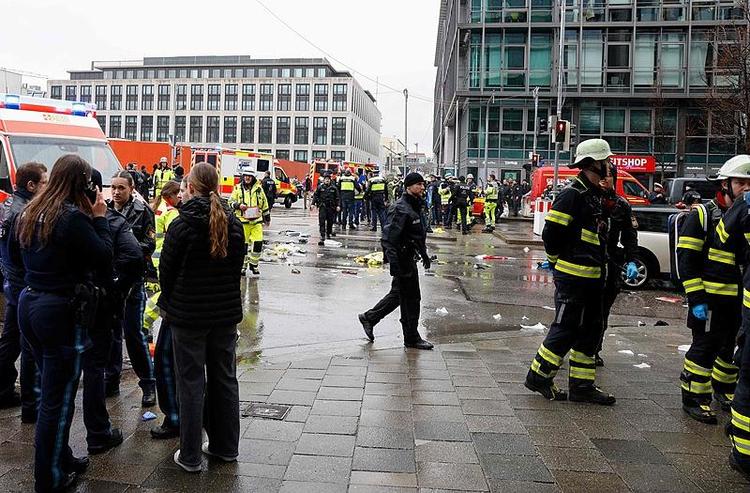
[626,205,677,289]
[664,177,717,204]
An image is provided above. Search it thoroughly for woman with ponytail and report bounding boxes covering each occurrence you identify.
[157,162,246,473]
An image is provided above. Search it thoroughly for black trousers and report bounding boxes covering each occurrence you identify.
[456,203,469,232]
[598,264,620,353]
[318,206,336,238]
[730,303,750,467]
[364,272,422,343]
[154,319,178,429]
[82,309,116,447]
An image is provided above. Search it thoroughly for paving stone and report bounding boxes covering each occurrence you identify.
[285,405,312,423]
[352,447,416,473]
[410,391,459,406]
[357,426,415,449]
[478,454,553,482]
[623,412,691,433]
[244,420,305,442]
[365,382,412,396]
[514,409,580,429]
[641,431,713,455]
[465,415,526,434]
[331,356,369,367]
[275,378,323,392]
[239,369,285,383]
[295,433,356,457]
[348,486,417,493]
[456,387,507,401]
[472,433,536,455]
[666,451,750,486]
[317,386,365,401]
[577,420,646,441]
[141,469,220,492]
[551,470,630,493]
[84,459,157,485]
[592,438,668,464]
[360,410,413,429]
[414,421,471,442]
[209,475,282,492]
[416,462,488,491]
[486,479,560,492]
[369,364,409,373]
[214,462,287,479]
[415,441,479,463]
[279,480,348,492]
[267,390,317,406]
[304,415,359,435]
[368,372,410,384]
[610,462,699,492]
[67,479,129,493]
[311,400,362,417]
[284,455,352,484]
[526,425,595,449]
[452,375,498,388]
[460,399,515,416]
[237,439,296,465]
[363,395,413,412]
[410,379,456,392]
[240,381,277,396]
[537,446,613,473]
[408,369,451,380]
[350,471,418,487]
[322,375,367,388]
[290,358,332,370]
[506,394,558,410]
[326,365,368,376]
[283,368,327,380]
[413,405,465,423]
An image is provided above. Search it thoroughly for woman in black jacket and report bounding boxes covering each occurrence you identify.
[158,162,246,472]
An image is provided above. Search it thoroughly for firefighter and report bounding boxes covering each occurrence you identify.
[313,171,340,245]
[439,177,453,229]
[596,162,639,366]
[154,157,174,197]
[230,170,270,277]
[452,176,473,235]
[677,157,750,424]
[339,169,360,230]
[354,174,365,228]
[525,138,616,405]
[368,174,388,232]
[466,174,477,227]
[483,174,499,232]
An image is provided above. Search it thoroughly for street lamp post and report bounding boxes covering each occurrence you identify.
[403,88,409,176]
[552,0,566,197]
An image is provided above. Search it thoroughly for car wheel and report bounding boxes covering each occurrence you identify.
[621,257,649,289]
[284,195,293,208]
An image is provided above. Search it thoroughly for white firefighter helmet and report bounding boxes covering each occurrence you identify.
[466,173,474,180]
[159,156,168,164]
[711,155,750,181]
[572,138,614,167]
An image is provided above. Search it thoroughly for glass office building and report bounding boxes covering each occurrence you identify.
[433,0,746,183]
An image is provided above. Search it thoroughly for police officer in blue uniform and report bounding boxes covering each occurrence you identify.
[15,155,113,492]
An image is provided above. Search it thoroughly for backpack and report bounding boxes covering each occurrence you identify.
[668,203,712,286]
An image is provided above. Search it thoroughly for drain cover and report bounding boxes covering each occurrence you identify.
[243,403,291,420]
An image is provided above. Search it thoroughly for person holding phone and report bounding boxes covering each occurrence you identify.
[15,154,113,492]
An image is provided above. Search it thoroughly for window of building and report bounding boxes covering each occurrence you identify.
[277,117,291,144]
[65,85,77,101]
[313,117,328,145]
[156,116,170,142]
[224,84,238,111]
[176,84,187,110]
[603,109,625,133]
[191,84,204,111]
[241,116,255,143]
[333,84,347,111]
[80,86,92,103]
[96,116,106,133]
[158,84,170,110]
[141,85,154,111]
[124,116,137,140]
[331,151,345,161]
[295,117,309,145]
[242,84,256,111]
[502,109,523,131]
[223,116,237,143]
[581,30,605,87]
[332,117,346,145]
[207,84,221,111]
[295,84,310,112]
[630,109,652,133]
[260,84,274,111]
[190,116,203,142]
[110,85,122,110]
[140,116,153,141]
[126,85,138,110]
[312,150,327,160]
[314,84,329,111]
[94,85,106,109]
[175,116,186,142]
[259,116,273,143]
[294,150,308,163]
[276,150,290,160]
[530,32,552,86]
[109,115,121,139]
[580,107,602,134]
[206,116,220,142]
[50,86,62,100]
[277,84,292,111]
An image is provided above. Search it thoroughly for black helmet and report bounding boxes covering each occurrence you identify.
[682,190,702,206]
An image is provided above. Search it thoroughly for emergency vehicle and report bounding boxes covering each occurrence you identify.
[0,93,123,199]
[308,159,379,190]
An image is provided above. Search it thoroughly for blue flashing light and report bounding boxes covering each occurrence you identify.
[71,102,87,117]
[4,95,21,109]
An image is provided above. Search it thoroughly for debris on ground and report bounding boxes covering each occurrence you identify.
[436,307,449,316]
[638,321,646,326]
[618,350,634,356]
[638,354,648,357]
[542,306,555,311]
[341,270,358,275]
[520,322,547,332]
[279,230,301,237]
[324,239,343,248]
[493,314,502,321]
[634,363,651,369]
[475,255,516,261]
[473,263,488,270]
[142,411,157,421]
[523,247,530,253]
[432,227,445,234]
[522,316,529,321]
[656,296,683,304]
[654,320,669,326]
[354,251,384,267]
[262,243,308,262]
[291,269,301,274]
[453,289,459,292]
[678,345,690,352]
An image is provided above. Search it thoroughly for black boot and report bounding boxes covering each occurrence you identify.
[404,338,434,350]
[729,450,750,481]
[682,400,717,424]
[66,456,89,474]
[569,384,616,406]
[318,239,325,246]
[524,372,567,401]
[141,385,156,408]
[714,392,734,412]
[358,314,374,342]
[0,392,21,409]
[88,428,124,455]
[151,422,180,440]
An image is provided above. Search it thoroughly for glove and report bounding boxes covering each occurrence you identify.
[691,303,709,321]
[744,191,750,206]
[538,260,553,270]
[626,262,639,280]
[422,256,432,270]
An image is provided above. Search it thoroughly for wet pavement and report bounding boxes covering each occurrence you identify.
[0,203,747,492]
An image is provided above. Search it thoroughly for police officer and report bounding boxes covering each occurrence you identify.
[389,171,404,203]
[105,170,156,407]
[230,170,271,277]
[452,176,473,235]
[597,162,639,366]
[313,171,340,245]
[358,172,433,350]
[354,172,366,228]
[16,155,112,492]
[483,174,499,232]
[466,174,477,226]
[0,162,46,420]
[261,170,277,209]
[677,157,750,423]
[525,138,616,405]
[339,169,360,230]
[367,173,388,232]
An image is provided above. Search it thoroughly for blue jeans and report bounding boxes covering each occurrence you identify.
[154,319,179,428]
[354,200,363,225]
[341,198,356,227]
[19,288,86,492]
[106,283,155,390]
[371,201,387,232]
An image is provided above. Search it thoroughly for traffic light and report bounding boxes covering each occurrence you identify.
[531,153,540,166]
[555,119,572,151]
[538,117,548,134]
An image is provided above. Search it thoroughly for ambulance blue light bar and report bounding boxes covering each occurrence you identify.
[0,93,97,117]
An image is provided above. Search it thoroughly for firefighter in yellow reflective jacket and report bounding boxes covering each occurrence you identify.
[230,170,270,277]
[676,157,750,424]
[153,157,174,196]
[483,174,499,232]
[525,138,616,405]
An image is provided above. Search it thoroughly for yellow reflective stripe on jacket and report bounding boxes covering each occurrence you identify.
[554,259,601,279]
[684,358,711,377]
[744,289,750,309]
[580,228,600,246]
[732,435,750,456]
[703,281,738,296]
[676,236,704,251]
[697,204,706,229]
[371,182,386,192]
[569,350,595,365]
[547,254,559,264]
[745,232,750,245]
[682,278,705,294]
[340,178,355,191]
[707,248,736,266]
[716,219,729,243]
[545,210,572,226]
[538,344,563,366]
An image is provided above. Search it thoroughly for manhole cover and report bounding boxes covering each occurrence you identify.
[243,403,291,420]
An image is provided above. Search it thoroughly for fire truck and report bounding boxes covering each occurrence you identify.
[0,93,123,199]
[307,159,379,189]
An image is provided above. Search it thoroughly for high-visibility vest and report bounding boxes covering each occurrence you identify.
[439,187,452,205]
[152,202,179,270]
[486,182,498,200]
[230,182,269,225]
[339,176,356,192]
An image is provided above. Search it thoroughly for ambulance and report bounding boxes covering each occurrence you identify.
[0,93,123,199]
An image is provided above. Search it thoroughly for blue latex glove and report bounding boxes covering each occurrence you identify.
[626,262,639,280]
[691,303,709,321]
[744,191,750,206]
[538,260,553,270]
